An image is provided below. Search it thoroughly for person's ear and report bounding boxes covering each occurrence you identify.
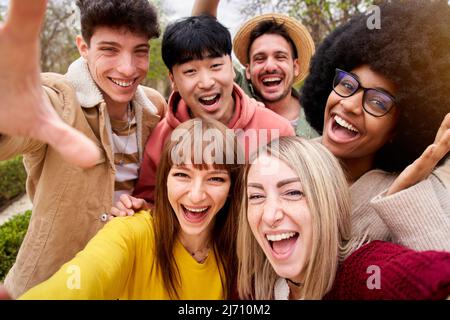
[231,59,236,79]
[293,58,300,78]
[245,64,251,80]
[76,35,89,59]
[168,72,178,92]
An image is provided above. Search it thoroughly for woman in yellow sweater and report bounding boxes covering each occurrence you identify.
[19,118,242,299]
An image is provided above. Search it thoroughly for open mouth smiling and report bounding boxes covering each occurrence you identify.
[199,94,220,106]
[261,76,282,87]
[266,231,299,258]
[181,204,211,223]
[109,77,136,88]
[328,114,361,142]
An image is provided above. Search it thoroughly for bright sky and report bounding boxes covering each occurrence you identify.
[0,0,266,37]
[164,0,247,37]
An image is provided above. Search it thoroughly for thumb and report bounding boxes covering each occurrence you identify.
[0,284,12,300]
[4,0,48,40]
[41,118,100,169]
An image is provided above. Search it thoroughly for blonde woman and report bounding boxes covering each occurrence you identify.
[15,119,242,299]
[238,136,450,300]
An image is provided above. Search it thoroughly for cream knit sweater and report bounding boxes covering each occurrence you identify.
[350,169,450,251]
[435,157,450,191]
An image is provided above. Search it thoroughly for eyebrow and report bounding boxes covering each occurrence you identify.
[276,178,300,188]
[248,178,300,189]
[173,166,228,175]
[274,50,289,55]
[252,50,287,60]
[208,170,229,175]
[96,41,120,47]
[96,42,150,50]
[135,44,150,50]
[247,183,263,190]
[349,71,360,81]
[350,72,396,98]
[374,87,396,99]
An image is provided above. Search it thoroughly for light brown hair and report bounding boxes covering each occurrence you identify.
[153,118,242,299]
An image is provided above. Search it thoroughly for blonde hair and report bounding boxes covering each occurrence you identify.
[237,136,360,300]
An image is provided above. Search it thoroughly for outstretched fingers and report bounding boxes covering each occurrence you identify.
[434,113,450,144]
[3,0,48,40]
[41,117,101,169]
[387,114,450,196]
[0,0,100,168]
[431,113,450,166]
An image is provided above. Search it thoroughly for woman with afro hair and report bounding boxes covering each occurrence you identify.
[300,0,450,251]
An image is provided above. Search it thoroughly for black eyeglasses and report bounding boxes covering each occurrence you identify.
[332,68,396,117]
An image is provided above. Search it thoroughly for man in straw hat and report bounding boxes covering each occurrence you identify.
[192,0,317,138]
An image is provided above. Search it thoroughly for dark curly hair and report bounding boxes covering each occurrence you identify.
[301,0,450,172]
[76,0,160,45]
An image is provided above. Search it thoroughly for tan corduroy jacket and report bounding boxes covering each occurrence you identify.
[0,58,167,298]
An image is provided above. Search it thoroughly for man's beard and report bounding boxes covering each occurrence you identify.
[254,84,292,103]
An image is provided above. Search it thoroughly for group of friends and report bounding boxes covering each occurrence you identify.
[0,0,449,300]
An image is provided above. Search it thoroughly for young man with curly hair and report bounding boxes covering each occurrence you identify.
[0,0,167,298]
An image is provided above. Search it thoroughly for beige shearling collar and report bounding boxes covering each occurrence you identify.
[65,57,158,114]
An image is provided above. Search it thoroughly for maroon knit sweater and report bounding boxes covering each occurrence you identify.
[324,240,450,300]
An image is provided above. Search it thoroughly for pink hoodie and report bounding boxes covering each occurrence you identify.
[133,84,294,203]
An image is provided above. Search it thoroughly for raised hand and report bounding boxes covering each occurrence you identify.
[387,113,450,195]
[0,0,99,168]
[191,0,220,17]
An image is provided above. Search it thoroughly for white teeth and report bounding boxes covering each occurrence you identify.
[200,95,218,101]
[262,77,281,83]
[184,206,208,213]
[335,115,359,133]
[266,232,297,242]
[111,78,134,87]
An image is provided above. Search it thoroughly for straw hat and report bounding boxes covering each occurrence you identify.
[233,13,315,84]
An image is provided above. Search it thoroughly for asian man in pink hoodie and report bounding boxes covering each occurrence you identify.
[130,15,294,206]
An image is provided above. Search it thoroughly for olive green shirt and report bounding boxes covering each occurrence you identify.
[234,64,319,139]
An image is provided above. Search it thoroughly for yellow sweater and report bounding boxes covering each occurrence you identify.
[20,211,224,299]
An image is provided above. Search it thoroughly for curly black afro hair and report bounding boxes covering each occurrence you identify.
[300,0,450,172]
